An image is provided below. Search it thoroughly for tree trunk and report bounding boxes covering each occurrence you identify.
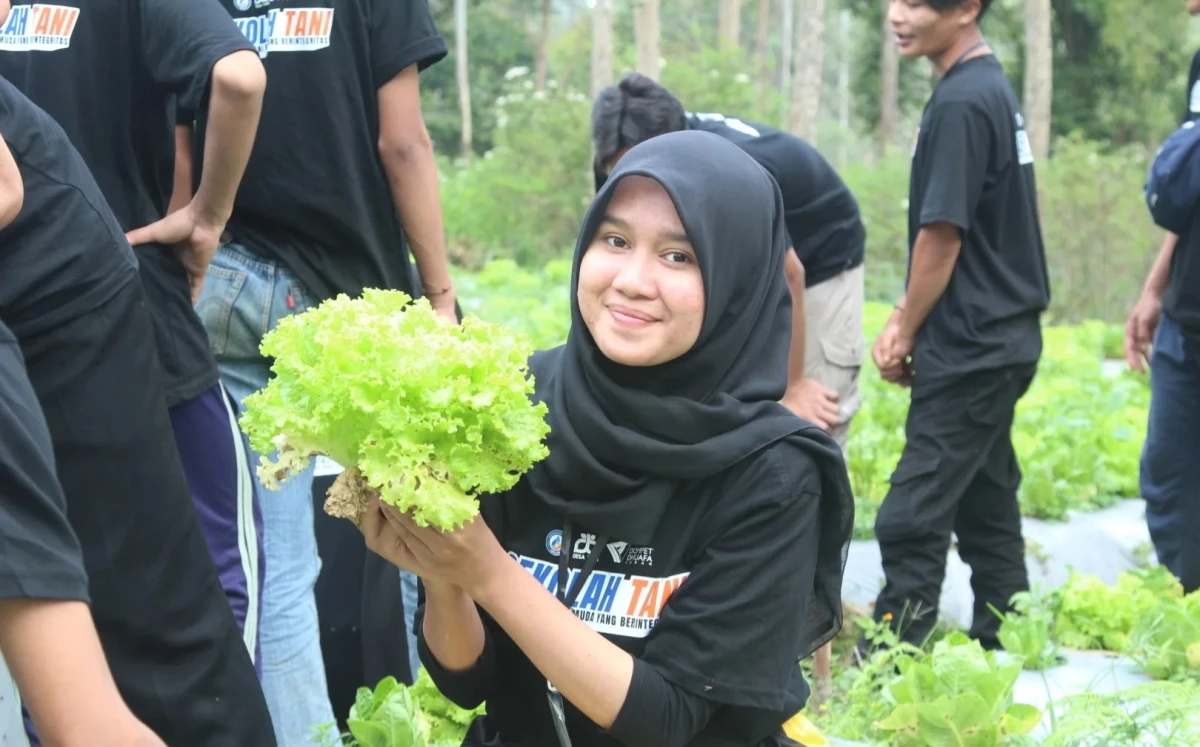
[1023,0,1053,161]
[879,0,899,155]
[836,8,851,169]
[718,0,742,49]
[789,0,825,143]
[754,0,771,112]
[779,0,794,128]
[634,0,661,80]
[455,0,471,157]
[591,0,614,99]
[534,0,552,90]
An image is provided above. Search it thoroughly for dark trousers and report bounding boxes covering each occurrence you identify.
[1141,314,1200,593]
[16,279,275,746]
[871,365,1036,649]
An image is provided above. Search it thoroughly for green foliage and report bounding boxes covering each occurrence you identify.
[992,586,1066,672]
[346,677,426,747]
[1051,567,1184,653]
[1049,0,1187,147]
[239,289,551,531]
[1125,600,1200,683]
[877,634,1041,747]
[322,673,485,747]
[409,668,486,745]
[439,73,593,268]
[421,0,537,156]
[1043,681,1200,747]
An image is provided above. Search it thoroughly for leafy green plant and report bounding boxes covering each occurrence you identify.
[345,677,427,747]
[1124,595,1200,683]
[409,668,486,745]
[1053,567,1182,652]
[992,586,1065,672]
[875,633,1042,747]
[240,289,551,531]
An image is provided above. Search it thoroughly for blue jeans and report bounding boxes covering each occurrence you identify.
[197,243,336,747]
[1140,313,1200,591]
[400,570,420,680]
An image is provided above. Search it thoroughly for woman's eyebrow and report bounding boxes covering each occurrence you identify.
[600,214,690,245]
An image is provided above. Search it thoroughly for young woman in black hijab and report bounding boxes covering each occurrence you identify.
[358,130,855,747]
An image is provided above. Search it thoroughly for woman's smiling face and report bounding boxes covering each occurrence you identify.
[576,175,706,368]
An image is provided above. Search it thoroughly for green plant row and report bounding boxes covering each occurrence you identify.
[994,567,1200,683]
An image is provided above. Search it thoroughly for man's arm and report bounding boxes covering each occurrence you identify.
[0,133,24,229]
[895,222,962,343]
[126,51,266,302]
[784,249,807,386]
[0,600,164,747]
[1124,232,1177,371]
[377,64,457,323]
[780,249,841,429]
[188,52,264,226]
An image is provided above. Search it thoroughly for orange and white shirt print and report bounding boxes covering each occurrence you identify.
[0,4,80,51]
[232,6,335,59]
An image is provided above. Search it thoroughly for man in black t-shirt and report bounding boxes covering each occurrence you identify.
[867,0,1051,650]
[173,1,453,742]
[0,51,274,747]
[0,0,272,697]
[592,73,867,451]
[1123,0,1200,595]
[0,318,164,747]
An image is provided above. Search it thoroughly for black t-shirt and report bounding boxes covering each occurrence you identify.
[0,0,255,406]
[0,319,90,603]
[683,113,865,288]
[188,0,448,302]
[1164,50,1200,345]
[906,55,1050,393]
[0,75,138,340]
[419,440,823,747]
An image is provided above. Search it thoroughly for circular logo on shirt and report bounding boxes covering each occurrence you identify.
[233,0,252,10]
[545,530,563,557]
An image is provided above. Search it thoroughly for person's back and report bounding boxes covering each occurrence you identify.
[190,0,449,302]
[0,316,165,747]
[0,22,276,747]
[683,112,864,290]
[0,0,272,680]
[0,76,136,340]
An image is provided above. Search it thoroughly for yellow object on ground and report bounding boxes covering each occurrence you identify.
[782,711,829,746]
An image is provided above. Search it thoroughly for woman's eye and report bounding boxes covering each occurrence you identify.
[605,235,628,249]
[665,251,691,264]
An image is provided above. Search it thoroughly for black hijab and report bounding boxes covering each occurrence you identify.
[524,130,854,653]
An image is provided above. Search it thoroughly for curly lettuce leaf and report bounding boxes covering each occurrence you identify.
[240,289,551,530]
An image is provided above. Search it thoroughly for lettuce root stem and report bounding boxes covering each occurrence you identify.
[324,467,378,527]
